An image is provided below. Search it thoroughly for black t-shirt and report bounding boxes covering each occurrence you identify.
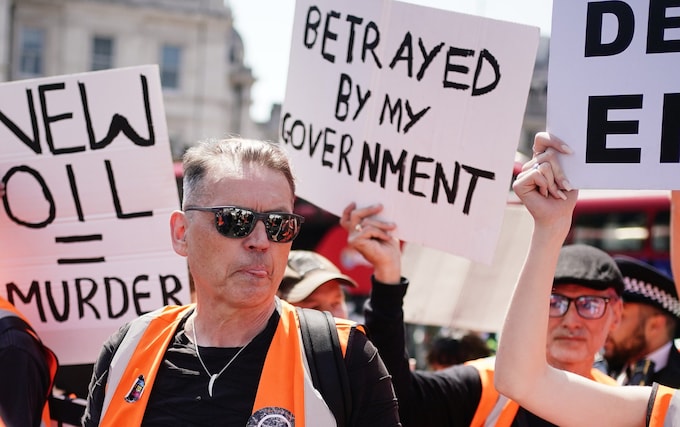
[140,311,277,426]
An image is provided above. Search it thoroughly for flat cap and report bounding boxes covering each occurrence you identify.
[553,244,624,295]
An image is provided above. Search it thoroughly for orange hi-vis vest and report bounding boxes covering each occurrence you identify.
[0,298,58,427]
[648,384,680,427]
[467,357,619,427]
[99,300,355,427]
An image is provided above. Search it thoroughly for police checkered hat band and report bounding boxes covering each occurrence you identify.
[615,256,680,319]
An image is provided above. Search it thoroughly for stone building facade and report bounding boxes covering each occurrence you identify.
[519,35,549,156]
[0,0,258,158]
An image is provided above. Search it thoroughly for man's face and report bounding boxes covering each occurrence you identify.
[547,284,622,373]
[603,303,649,369]
[172,162,294,311]
[293,280,348,319]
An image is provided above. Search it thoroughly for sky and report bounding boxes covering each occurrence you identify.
[227,0,553,123]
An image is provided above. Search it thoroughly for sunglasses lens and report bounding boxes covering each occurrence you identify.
[264,213,301,243]
[216,208,255,238]
[213,208,301,242]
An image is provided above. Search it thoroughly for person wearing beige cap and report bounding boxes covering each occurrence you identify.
[278,250,358,318]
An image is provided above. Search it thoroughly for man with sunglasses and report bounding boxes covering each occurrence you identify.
[82,138,400,426]
[344,201,623,426]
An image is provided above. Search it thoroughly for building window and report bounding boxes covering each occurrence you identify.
[19,28,45,77]
[160,45,181,89]
[91,36,114,71]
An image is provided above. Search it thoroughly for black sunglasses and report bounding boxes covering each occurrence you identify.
[185,206,304,243]
[549,293,613,320]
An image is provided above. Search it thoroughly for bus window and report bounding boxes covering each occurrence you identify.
[565,190,671,276]
[652,209,670,253]
[571,211,648,252]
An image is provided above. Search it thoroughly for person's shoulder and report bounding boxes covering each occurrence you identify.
[123,304,194,329]
[411,361,484,394]
[459,356,496,384]
[464,355,496,371]
[659,341,680,370]
[670,340,680,355]
[333,316,363,331]
[0,326,46,361]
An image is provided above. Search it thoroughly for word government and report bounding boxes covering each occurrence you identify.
[281,114,495,214]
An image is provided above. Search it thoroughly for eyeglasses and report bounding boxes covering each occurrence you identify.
[185,206,304,243]
[549,293,614,319]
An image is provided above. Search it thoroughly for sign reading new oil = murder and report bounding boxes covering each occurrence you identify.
[0,65,191,364]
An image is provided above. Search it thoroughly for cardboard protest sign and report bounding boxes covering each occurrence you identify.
[281,0,539,263]
[0,66,191,364]
[548,0,680,189]
[402,202,532,332]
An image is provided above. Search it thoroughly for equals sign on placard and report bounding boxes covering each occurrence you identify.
[55,234,105,264]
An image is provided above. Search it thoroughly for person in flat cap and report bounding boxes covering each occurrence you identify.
[547,244,624,379]
[278,250,358,318]
[341,189,624,426]
[603,256,680,388]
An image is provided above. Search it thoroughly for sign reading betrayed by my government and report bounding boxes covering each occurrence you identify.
[0,66,191,364]
[281,0,539,263]
[548,0,680,189]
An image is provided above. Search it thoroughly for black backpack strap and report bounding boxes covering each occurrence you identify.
[0,315,36,336]
[297,307,351,427]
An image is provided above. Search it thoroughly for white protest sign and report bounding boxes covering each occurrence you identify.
[402,201,532,332]
[281,0,539,264]
[0,66,191,364]
[548,0,680,189]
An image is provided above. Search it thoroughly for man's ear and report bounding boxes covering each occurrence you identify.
[644,312,665,336]
[170,210,188,256]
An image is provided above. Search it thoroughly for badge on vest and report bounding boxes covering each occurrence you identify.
[247,407,294,426]
[125,374,146,403]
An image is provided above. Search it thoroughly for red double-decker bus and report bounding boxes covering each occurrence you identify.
[566,189,671,276]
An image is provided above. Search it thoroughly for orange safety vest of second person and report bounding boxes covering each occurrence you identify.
[648,384,680,427]
[467,357,618,427]
[99,300,355,427]
[0,298,58,427]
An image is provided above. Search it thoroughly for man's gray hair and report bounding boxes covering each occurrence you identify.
[181,137,296,208]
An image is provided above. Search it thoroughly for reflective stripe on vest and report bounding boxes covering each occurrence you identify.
[100,305,192,424]
[467,357,618,427]
[467,357,518,427]
[0,298,58,427]
[649,384,680,427]
[100,301,349,426]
